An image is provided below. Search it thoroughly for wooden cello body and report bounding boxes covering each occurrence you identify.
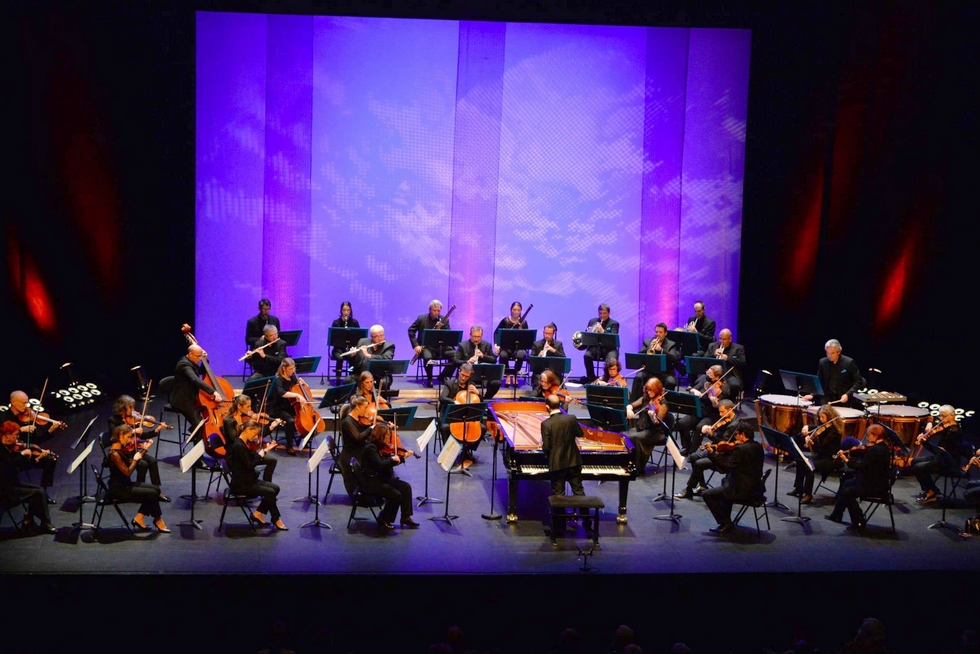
[180,324,235,441]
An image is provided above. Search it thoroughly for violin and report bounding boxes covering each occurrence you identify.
[804,416,843,452]
[379,422,420,461]
[7,440,58,461]
[833,444,867,461]
[124,411,174,431]
[15,407,68,432]
[122,437,153,455]
[915,416,955,446]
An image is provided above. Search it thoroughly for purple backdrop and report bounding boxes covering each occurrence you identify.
[196,13,750,376]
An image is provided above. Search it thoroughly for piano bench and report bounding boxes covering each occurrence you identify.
[548,495,604,546]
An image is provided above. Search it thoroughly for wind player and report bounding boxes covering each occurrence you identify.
[681,301,716,356]
[245,324,289,380]
[454,326,501,400]
[705,329,746,398]
[345,325,394,386]
[408,300,456,388]
[330,301,361,383]
[244,299,280,350]
[630,322,680,402]
[531,322,567,385]
[1,391,63,505]
[702,420,764,535]
[675,364,730,455]
[494,302,529,388]
[625,378,669,473]
[581,304,619,384]
[675,399,737,499]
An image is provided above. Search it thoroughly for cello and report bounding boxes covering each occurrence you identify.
[289,377,325,437]
[180,324,235,441]
[449,384,484,445]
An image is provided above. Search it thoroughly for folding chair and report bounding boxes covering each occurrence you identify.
[733,468,772,536]
[217,460,258,532]
[346,458,385,529]
[90,464,135,535]
[861,467,900,534]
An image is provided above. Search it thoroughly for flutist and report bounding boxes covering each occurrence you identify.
[246,325,288,380]
[346,325,395,384]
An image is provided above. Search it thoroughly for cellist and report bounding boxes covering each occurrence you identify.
[438,363,486,467]
[268,358,308,455]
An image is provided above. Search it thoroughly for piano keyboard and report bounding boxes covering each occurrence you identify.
[519,464,630,477]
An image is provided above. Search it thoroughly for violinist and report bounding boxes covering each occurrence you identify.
[330,301,361,382]
[582,304,619,384]
[528,370,570,411]
[246,324,289,380]
[630,322,680,401]
[347,324,394,383]
[702,420,764,535]
[339,396,374,495]
[172,344,222,435]
[789,404,844,504]
[228,420,287,530]
[1,421,56,533]
[358,423,418,530]
[106,425,170,533]
[826,424,891,530]
[592,357,628,389]
[269,358,304,455]
[408,299,456,388]
[962,449,980,537]
[244,298,281,350]
[220,395,278,484]
[675,400,737,499]
[454,326,501,400]
[625,377,669,473]
[705,329,746,398]
[911,404,962,504]
[439,363,486,466]
[675,364,730,455]
[495,302,529,388]
[107,395,169,502]
[1,391,60,504]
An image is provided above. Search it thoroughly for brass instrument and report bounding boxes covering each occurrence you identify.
[647,336,663,354]
[572,319,602,351]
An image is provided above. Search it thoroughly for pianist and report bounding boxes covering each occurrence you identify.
[541,395,591,533]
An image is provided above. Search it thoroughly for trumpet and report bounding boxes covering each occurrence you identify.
[647,337,663,354]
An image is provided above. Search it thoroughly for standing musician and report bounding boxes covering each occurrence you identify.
[107,395,169,502]
[681,301,716,355]
[541,394,591,535]
[592,357,628,388]
[245,299,281,350]
[528,370,570,411]
[1,391,62,504]
[269,358,306,455]
[245,324,289,380]
[790,404,844,504]
[675,364,731,455]
[358,423,419,530]
[339,396,374,496]
[911,404,962,505]
[106,425,170,533]
[408,299,456,388]
[494,301,529,388]
[701,420,765,534]
[346,324,394,383]
[826,424,891,530]
[582,304,619,384]
[803,339,865,409]
[1,421,56,533]
[219,395,279,485]
[705,328,746,398]
[630,322,680,401]
[228,420,287,530]
[625,377,669,473]
[454,326,501,400]
[330,301,361,382]
[675,400,737,499]
[439,363,486,466]
[172,344,223,436]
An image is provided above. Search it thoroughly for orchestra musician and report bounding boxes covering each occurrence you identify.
[582,304,619,384]
[962,449,980,537]
[1,421,56,534]
[705,328,746,398]
[339,396,374,496]
[494,301,529,388]
[330,301,361,382]
[702,420,765,535]
[439,363,486,466]
[625,377,669,473]
[1,391,61,504]
[541,394,591,536]
[346,324,394,384]
[172,344,222,436]
[245,299,281,350]
[107,395,169,502]
[675,364,731,455]
[630,322,680,402]
[911,404,962,504]
[246,324,289,380]
[408,299,456,388]
[454,326,501,400]
[106,425,170,533]
[681,301,716,355]
[675,400,737,499]
[789,404,844,504]
[528,370,570,411]
[592,357,628,389]
[802,339,865,409]
[531,323,566,360]
[357,422,419,530]
[353,371,388,409]
[826,424,892,530]
[228,420,287,530]
[219,395,278,484]
[269,358,304,455]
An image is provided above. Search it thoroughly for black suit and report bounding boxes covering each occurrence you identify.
[684,314,716,354]
[541,411,585,499]
[408,313,456,383]
[583,317,619,383]
[247,336,289,379]
[705,340,746,395]
[702,440,765,526]
[630,336,680,401]
[829,441,891,524]
[227,438,281,521]
[454,341,501,400]
[676,374,731,452]
[172,356,215,427]
[816,355,864,408]
[245,313,281,349]
[349,337,395,378]
[358,443,413,524]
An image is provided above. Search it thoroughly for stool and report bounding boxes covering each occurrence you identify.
[548,495,604,546]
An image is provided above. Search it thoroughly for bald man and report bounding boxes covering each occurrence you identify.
[172,344,222,430]
[705,328,746,397]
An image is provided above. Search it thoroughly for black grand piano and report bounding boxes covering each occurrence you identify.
[487,400,636,524]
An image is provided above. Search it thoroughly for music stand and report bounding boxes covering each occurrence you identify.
[528,356,571,379]
[315,382,356,501]
[668,329,705,358]
[472,363,504,401]
[242,376,276,408]
[496,328,536,395]
[378,406,418,432]
[294,356,321,376]
[586,403,628,434]
[178,440,208,530]
[278,329,302,347]
[368,359,409,389]
[653,435,686,525]
[420,330,463,381]
[665,391,704,424]
[878,423,911,465]
[578,332,620,379]
[415,420,443,506]
[624,353,668,377]
[685,355,731,382]
[328,327,368,382]
[585,385,628,409]
[299,438,333,530]
[69,438,98,530]
[778,369,824,399]
[761,426,809,520]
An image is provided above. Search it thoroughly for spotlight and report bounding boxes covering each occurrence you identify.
[49,362,104,412]
[131,365,150,402]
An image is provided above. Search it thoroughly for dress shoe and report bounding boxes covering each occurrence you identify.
[46,496,57,505]
[582,520,594,533]
[787,489,802,497]
[824,514,844,524]
[131,517,150,531]
[251,511,268,526]
[674,489,693,500]
[916,493,938,504]
[800,494,813,505]
[709,522,734,534]
[158,494,172,503]
[400,517,420,529]
[274,520,289,531]
[153,519,171,533]
[692,484,708,496]
[377,519,395,531]
[39,522,57,534]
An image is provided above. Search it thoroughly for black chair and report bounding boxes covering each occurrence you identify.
[860,467,900,534]
[346,458,385,529]
[323,434,345,500]
[217,460,258,532]
[0,499,29,532]
[156,376,187,458]
[733,468,772,536]
[89,464,135,535]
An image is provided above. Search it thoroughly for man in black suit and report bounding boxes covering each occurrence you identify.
[172,344,222,429]
[246,324,289,380]
[438,363,486,465]
[804,339,865,409]
[530,322,567,383]
[826,424,892,529]
[702,420,765,534]
[582,304,619,383]
[541,394,590,533]
[245,299,281,350]
[408,299,456,388]
[705,328,746,398]
[347,324,395,382]
[454,326,501,400]
[630,322,680,401]
[682,301,716,355]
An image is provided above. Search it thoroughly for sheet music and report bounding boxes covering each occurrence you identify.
[69,438,96,475]
[666,435,686,471]
[416,419,437,451]
[308,438,330,473]
[791,437,815,472]
[183,419,206,445]
[299,420,322,451]
[180,440,206,473]
[437,438,462,473]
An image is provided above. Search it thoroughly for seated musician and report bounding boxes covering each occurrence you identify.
[582,304,619,384]
[106,425,170,533]
[528,370,569,411]
[963,449,980,537]
[531,322,566,360]
[408,299,456,388]
[789,404,844,504]
[269,358,304,455]
[330,301,361,382]
[245,299,280,350]
[172,344,222,439]
[803,339,865,409]
[541,394,591,535]
[495,301,529,388]
[911,404,962,504]
[702,420,764,534]
[246,324,288,380]
[675,364,730,455]
[681,301,717,356]
[705,328,745,398]
[347,324,394,384]
[219,395,278,485]
[439,363,486,466]
[339,396,374,496]
[455,325,501,400]
[357,423,418,530]
[228,420,287,530]
[592,357,628,388]
[108,395,169,502]
[826,424,892,529]
[630,322,680,402]
[1,421,56,534]
[625,377,669,473]
[353,371,389,410]
[1,390,62,505]
[675,400,737,499]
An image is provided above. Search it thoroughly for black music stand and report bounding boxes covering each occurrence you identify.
[433,402,488,525]
[368,359,409,390]
[242,376,276,408]
[420,329,463,382]
[294,356,322,376]
[472,363,504,401]
[585,385,628,409]
[377,406,418,433]
[299,438,333,530]
[327,327,368,383]
[778,370,824,400]
[624,353,668,377]
[70,417,99,504]
[665,391,704,426]
[586,403,628,434]
[668,329,705,358]
[761,426,807,519]
[496,328,536,396]
[685,355,732,382]
[528,356,571,381]
[878,423,911,466]
[653,434,686,525]
[278,329,302,347]
[577,332,620,380]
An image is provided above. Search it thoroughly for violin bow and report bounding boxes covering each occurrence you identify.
[28,377,50,446]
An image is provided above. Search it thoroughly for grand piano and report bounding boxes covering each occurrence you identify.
[487,400,636,524]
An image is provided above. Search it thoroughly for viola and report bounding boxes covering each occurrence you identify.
[16,408,68,432]
[124,412,173,431]
[379,423,420,461]
[8,440,58,461]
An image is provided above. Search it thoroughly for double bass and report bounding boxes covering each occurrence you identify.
[180,324,235,441]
